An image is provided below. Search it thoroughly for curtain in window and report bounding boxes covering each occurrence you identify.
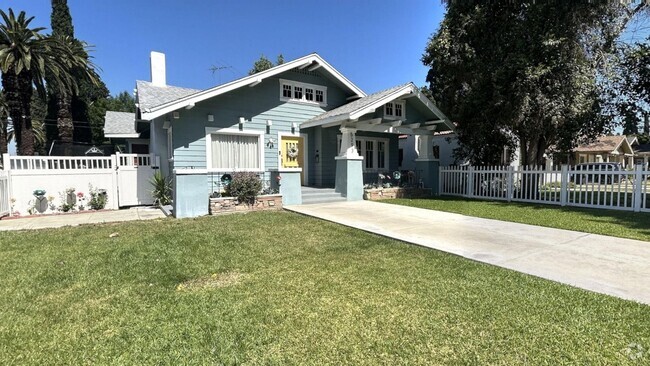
[211,134,259,169]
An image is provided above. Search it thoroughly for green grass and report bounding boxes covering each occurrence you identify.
[388,196,650,242]
[1,212,649,365]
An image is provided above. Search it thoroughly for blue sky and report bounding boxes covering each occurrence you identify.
[4,0,446,95]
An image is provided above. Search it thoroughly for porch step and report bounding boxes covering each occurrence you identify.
[301,187,347,205]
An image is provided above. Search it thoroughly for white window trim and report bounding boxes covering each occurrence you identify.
[167,127,174,162]
[279,79,328,107]
[205,127,265,172]
[337,135,389,172]
[384,101,405,120]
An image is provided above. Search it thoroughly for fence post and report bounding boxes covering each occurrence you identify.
[2,153,9,170]
[560,165,568,206]
[506,166,513,202]
[466,166,474,198]
[633,164,643,212]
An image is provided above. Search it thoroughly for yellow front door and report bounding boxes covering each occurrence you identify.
[281,136,304,183]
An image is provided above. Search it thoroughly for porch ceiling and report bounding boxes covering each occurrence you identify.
[339,117,446,136]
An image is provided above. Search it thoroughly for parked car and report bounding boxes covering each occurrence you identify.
[571,162,625,184]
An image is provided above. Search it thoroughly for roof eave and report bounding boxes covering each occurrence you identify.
[139,53,366,121]
[105,133,140,139]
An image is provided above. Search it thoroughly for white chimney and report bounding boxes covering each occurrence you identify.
[150,51,166,87]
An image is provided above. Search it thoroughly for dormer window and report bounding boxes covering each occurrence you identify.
[280,79,327,106]
[385,101,405,119]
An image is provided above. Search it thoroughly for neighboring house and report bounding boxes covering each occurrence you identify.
[103,111,150,154]
[105,52,454,217]
[633,141,650,169]
[574,135,636,168]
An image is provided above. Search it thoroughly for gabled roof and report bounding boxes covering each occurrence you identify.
[574,135,633,154]
[104,111,139,138]
[300,82,455,133]
[136,81,200,111]
[138,53,366,120]
[634,143,650,154]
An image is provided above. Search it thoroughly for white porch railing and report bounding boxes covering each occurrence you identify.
[439,165,650,213]
[0,171,10,217]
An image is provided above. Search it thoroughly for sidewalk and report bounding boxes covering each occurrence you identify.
[0,207,166,231]
[286,200,650,305]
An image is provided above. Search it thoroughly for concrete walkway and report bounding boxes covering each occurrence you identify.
[0,207,167,231]
[286,201,650,305]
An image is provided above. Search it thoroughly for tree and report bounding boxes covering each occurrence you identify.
[0,9,97,155]
[423,1,647,166]
[248,54,285,75]
[609,37,650,140]
[0,90,7,161]
[47,0,109,146]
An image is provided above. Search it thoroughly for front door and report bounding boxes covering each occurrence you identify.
[281,136,305,184]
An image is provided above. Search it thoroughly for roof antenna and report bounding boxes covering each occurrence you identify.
[209,64,232,84]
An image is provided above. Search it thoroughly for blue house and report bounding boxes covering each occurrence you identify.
[105,52,455,217]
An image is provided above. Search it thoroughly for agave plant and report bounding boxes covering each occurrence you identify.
[150,171,172,206]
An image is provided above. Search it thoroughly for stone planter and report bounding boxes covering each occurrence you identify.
[209,194,283,215]
[363,187,432,201]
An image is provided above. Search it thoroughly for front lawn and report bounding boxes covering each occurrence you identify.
[1,212,648,364]
[388,196,650,242]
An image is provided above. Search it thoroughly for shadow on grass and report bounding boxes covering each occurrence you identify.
[388,196,650,241]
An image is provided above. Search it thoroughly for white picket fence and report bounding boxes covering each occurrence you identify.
[439,165,650,213]
[1,153,160,217]
[0,171,9,217]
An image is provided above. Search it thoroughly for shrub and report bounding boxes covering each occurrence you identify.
[150,171,173,206]
[88,185,108,210]
[225,172,263,205]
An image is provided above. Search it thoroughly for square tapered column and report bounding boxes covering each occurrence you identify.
[335,127,364,200]
[414,134,439,195]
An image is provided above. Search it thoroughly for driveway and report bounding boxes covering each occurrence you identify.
[0,207,167,231]
[286,200,650,305]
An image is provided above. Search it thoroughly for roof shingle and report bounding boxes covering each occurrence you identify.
[136,80,200,111]
[104,111,137,135]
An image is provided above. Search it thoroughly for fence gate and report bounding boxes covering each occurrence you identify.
[0,171,9,217]
[116,154,159,207]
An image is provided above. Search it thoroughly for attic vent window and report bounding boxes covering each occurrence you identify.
[280,79,327,107]
[385,101,405,119]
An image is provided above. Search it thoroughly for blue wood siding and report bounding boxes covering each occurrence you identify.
[167,69,351,190]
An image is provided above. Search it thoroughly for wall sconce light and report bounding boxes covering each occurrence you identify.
[291,122,298,133]
[315,150,320,164]
[163,120,171,129]
[239,117,245,130]
[172,111,180,119]
[207,114,214,122]
[266,120,272,134]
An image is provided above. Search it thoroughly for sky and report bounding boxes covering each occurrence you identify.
[4,0,447,95]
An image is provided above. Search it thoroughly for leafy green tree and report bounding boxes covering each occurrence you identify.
[0,9,97,155]
[248,54,285,75]
[47,0,109,146]
[423,1,646,166]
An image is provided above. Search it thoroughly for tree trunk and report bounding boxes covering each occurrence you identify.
[57,93,74,154]
[1,70,35,156]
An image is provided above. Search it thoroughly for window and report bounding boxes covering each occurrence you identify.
[280,79,327,106]
[338,135,389,172]
[282,84,292,98]
[385,101,405,119]
[206,128,264,171]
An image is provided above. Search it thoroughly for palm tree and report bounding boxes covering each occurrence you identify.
[0,9,97,155]
[0,90,8,162]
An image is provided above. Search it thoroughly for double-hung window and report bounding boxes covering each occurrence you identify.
[280,79,327,106]
[385,101,405,119]
[206,128,264,171]
[338,136,389,172]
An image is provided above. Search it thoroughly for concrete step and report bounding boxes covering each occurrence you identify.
[301,187,346,204]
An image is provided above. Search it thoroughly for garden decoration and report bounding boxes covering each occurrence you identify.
[32,189,48,214]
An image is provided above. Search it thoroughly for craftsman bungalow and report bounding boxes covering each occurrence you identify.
[105,52,454,217]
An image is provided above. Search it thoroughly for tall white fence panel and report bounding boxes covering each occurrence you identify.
[1,153,159,217]
[0,171,10,217]
[440,165,649,213]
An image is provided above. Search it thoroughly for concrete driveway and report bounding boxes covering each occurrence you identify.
[0,207,167,231]
[286,200,650,305]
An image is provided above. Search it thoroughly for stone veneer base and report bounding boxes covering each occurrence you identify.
[363,188,432,201]
[209,194,283,215]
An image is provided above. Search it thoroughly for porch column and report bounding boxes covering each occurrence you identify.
[414,134,439,195]
[335,127,363,200]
